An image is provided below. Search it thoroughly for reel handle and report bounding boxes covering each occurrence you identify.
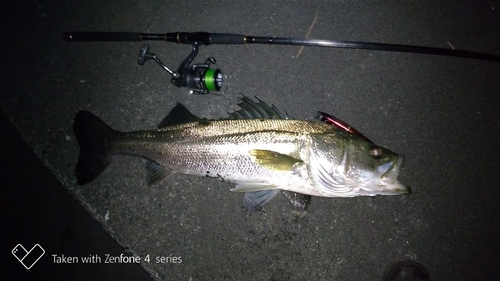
[137,44,177,77]
[137,44,154,65]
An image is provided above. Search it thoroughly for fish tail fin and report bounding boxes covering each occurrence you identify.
[73,111,117,185]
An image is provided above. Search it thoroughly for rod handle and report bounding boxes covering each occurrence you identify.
[210,33,246,44]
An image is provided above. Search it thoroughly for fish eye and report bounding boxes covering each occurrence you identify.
[371,147,382,158]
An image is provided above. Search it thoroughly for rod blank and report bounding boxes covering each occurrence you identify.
[63,31,500,63]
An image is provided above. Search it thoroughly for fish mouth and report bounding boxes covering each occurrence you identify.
[376,155,410,194]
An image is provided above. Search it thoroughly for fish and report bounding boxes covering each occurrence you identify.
[73,96,410,213]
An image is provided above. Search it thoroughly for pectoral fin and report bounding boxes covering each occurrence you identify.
[230,183,277,192]
[249,149,303,171]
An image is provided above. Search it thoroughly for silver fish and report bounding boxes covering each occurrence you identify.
[73,96,409,213]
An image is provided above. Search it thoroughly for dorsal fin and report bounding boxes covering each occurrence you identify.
[158,103,199,128]
[159,96,288,128]
[228,95,288,120]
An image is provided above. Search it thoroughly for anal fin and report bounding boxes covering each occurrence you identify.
[146,161,172,186]
[244,190,280,215]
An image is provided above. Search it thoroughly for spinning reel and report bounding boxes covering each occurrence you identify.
[138,42,223,95]
[63,31,500,95]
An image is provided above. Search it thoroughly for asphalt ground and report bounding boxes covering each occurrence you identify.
[1,1,499,280]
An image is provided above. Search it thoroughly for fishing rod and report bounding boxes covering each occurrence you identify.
[63,31,500,94]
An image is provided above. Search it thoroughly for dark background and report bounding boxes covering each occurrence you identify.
[1,1,499,280]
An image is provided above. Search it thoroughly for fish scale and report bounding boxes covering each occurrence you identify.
[73,96,409,213]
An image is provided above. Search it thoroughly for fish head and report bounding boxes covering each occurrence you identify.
[309,132,410,197]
